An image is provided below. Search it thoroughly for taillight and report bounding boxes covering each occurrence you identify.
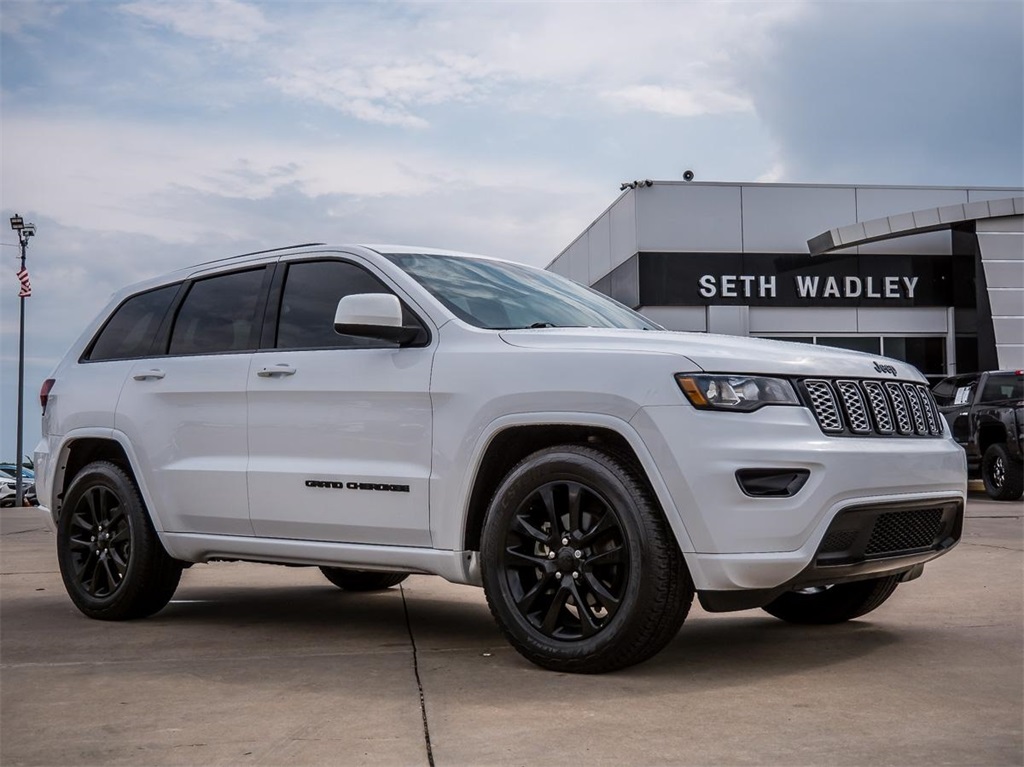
[40,378,55,411]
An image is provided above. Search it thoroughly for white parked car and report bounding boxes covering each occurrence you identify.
[0,478,15,507]
[35,245,966,672]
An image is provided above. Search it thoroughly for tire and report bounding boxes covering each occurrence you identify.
[982,443,1024,501]
[762,575,901,625]
[480,445,693,674]
[57,461,182,620]
[319,568,409,591]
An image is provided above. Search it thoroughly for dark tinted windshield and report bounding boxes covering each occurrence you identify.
[384,253,658,330]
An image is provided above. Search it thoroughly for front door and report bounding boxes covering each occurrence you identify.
[246,257,434,546]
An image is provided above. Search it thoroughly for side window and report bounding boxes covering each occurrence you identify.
[87,284,179,361]
[168,268,265,355]
[276,260,425,349]
[980,374,1023,403]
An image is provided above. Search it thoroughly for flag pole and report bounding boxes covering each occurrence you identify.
[9,214,35,508]
[16,238,25,507]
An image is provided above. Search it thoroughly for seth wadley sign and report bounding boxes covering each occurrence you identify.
[697,274,920,300]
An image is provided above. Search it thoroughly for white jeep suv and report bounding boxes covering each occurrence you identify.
[35,245,966,672]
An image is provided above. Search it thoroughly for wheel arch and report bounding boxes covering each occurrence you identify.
[977,421,1008,455]
[54,430,167,534]
[459,415,696,557]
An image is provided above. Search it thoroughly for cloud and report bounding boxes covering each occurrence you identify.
[121,0,270,44]
[111,1,805,128]
[0,0,67,36]
[603,85,752,118]
[736,1,1024,185]
[0,113,599,244]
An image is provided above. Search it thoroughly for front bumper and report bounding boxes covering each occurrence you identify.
[630,403,968,594]
[698,496,962,611]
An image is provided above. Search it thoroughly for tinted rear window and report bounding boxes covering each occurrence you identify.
[87,284,178,361]
[169,269,265,355]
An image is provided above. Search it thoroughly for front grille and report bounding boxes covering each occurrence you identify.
[801,378,944,438]
[865,508,944,556]
[814,500,963,566]
[804,380,842,432]
[862,381,894,434]
[819,529,858,554]
[836,380,871,433]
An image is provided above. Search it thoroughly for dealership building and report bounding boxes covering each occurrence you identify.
[547,182,1024,380]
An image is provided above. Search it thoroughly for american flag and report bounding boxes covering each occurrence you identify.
[16,266,31,298]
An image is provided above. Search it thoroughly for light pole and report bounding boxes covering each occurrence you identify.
[9,214,35,508]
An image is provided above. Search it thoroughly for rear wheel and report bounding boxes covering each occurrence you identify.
[982,443,1023,501]
[319,568,409,591]
[57,461,182,620]
[481,445,692,674]
[761,575,901,625]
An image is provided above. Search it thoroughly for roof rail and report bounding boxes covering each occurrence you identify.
[194,242,328,267]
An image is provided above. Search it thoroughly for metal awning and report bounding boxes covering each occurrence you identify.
[808,196,1024,256]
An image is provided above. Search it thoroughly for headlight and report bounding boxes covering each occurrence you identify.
[676,374,799,412]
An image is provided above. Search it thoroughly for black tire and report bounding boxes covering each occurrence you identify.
[982,443,1024,501]
[762,575,901,625]
[319,567,409,591]
[57,461,182,620]
[480,445,693,674]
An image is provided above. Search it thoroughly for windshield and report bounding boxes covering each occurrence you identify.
[384,253,658,331]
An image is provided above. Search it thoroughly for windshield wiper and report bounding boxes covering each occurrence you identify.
[529,322,558,328]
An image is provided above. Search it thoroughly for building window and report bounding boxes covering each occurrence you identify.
[882,337,945,380]
[816,336,882,355]
[758,335,946,382]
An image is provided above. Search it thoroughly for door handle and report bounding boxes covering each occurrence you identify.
[257,364,297,378]
[132,369,165,381]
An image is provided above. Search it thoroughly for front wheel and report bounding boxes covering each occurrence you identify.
[57,461,182,620]
[761,575,901,625]
[982,443,1024,501]
[481,445,693,674]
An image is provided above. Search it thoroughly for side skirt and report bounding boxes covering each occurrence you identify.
[162,533,481,586]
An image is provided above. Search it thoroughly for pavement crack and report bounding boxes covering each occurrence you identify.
[400,582,435,767]
[961,541,1024,552]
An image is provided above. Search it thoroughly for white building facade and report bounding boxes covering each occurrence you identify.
[548,182,1024,380]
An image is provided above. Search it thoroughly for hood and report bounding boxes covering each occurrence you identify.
[498,328,926,381]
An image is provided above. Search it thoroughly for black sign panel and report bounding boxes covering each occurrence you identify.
[637,252,953,307]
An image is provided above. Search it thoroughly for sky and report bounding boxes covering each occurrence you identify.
[1,0,1022,460]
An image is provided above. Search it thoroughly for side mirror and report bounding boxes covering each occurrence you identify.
[334,293,417,345]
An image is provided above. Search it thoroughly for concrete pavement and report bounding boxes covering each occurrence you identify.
[2,492,1021,766]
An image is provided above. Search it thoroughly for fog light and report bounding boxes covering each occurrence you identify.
[736,468,810,498]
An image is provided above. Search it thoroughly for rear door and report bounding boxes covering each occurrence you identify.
[246,256,435,546]
[59,283,181,441]
[116,266,272,536]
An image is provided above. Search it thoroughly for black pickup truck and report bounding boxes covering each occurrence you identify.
[933,370,1023,501]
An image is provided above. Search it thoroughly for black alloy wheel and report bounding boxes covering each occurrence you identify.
[498,479,629,641]
[481,445,693,673]
[58,461,182,620]
[66,484,132,598]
